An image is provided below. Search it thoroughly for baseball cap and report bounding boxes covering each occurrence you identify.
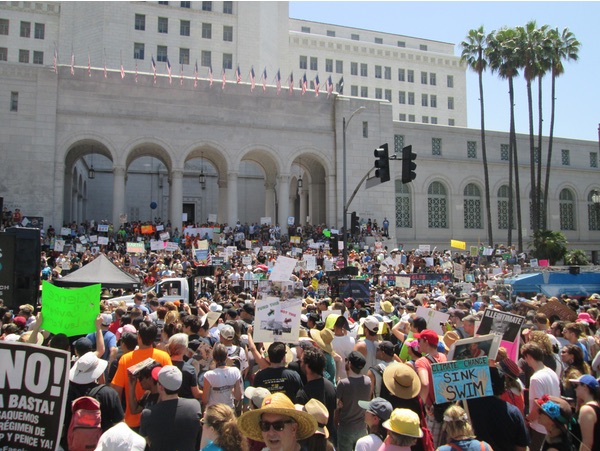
[358,397,393,421]
[12,316,27,329]
[74,337,93,356]
[242,303,255,316]
[413,329,439,347]
[569,374,600,390]
[363,315,380,333]
[245,386,271,409]
[378,340,395,357]
[157,365,182,391]
[347,350,366,371]
[220,324,235,340]
[101,313,113,326]
[334,315,351,331]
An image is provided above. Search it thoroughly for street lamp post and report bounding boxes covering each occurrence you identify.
[342,106,365,269]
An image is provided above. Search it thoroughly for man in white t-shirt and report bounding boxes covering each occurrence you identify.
[522,341,561,451]
[332,315,355,380]
[219,324,249,378]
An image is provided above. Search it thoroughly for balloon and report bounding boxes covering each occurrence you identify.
[150,201,157,209]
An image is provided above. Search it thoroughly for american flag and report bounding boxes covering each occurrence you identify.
[301,73,307,95]
[250,67,256,92]
[194,61,198,88]
[276,70,281,95]
[288,72,294,95]
[221,69,226,89]
[236,65,241,83]
[208,65,213,86]
[314,75,320,97]
[180,64,184,86]
[120,63,125,79]
[261,67,267,92]
[70,51,75,76]
[53,48,58,73]
[87,52,91,77]
[326,75,333,98]
[135,62,138,83]
[166,57,172,84]
[151,57,157,84]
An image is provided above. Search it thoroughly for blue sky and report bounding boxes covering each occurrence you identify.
[289,1,599,142]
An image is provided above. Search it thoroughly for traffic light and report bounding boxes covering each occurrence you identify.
[374,143,390,183]
[401,145,417,184]
[350,211,359,234]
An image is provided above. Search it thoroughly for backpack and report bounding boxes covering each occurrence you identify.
[369,363,387,398]
[227,345,242,370]
[67,385,104,451]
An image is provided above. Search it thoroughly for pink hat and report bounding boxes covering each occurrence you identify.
[577,312,593,325]
[117,324,137,340]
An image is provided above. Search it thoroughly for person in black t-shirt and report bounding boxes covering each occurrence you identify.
[253,342,303,400]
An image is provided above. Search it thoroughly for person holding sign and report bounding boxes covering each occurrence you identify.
[436,405,492,451]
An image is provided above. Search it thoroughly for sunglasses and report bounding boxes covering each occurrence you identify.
[259,420,294,432]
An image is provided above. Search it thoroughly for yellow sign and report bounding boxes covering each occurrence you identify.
[451,240,466,250]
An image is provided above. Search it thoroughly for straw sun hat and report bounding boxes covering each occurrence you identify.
[383,363,422,400]
[237,392,318,441]
[309,327,334,354]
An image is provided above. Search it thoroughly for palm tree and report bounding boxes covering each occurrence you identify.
[543,28,580,220]
[535,25,551,230]
[530,229,568,265]
[461,26,493,247]
[486,27,523,250]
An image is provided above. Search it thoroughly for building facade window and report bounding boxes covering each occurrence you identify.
[360,63,367,77]
[180,1,191,7]
[430,95,437,108]
[384,89,392,102]
[0,19,8,35]
[422,116,429,124]
[0,47,7,61]
[500,144,509,161]
[158,17,168,34]
[420,44,428,51]
[34,22,44,39]
[325,58,333,73]
[335,60,343,73]
[467,141,477,159]
[201,50,211,67]
[179,48,189,65]
[408,92,414,105]
[464,183,482,229]
[327,30,335,37]
[399,113,406,121]
[299,55,307,69]
[350,62,358,75]
[360,86,368,98]
[534,147,540,164]
[20,21,30,38]
[561,149,570,166]
[222,53,232,69]
[592,152,599,168]
[398,91,406,104]
[134,14,146,31]
[408,114,415,122]
[202,1,212,11]
[351,33,359,41]
[10,91,18,111]
[19,49,29,63]
[396,181,412,228]
[421,71,427,84]
[398,68,405,81]
[448,119,455,126]
[429,73,436,85]
[588,191,600,231]
[310,56,317,71]
[384,66,391,80]
[447,75,454,88]
[350,85,358,96]
[398,40,406,47]
[431,117,438,124]
[223,25,233,41]
[559,188,576,230]
[362,121,368,138]
[407,70,414,83]
[432,138,442,155]
[202,23,211,39]
[421,93,428,107]
[375,37,383,44]
[497,185,514,230]
[428,181,448,228]
[133,43,144,60]
[448,97,454,110]
[180,20,190,36]
[301,26,310,33]
[158,1,168,5]
[394,134,405,154]
[157,45,167,62]
[223,1,233,14]
[375,88,382,99]
[375,65,382,79]
[33,50,43,64]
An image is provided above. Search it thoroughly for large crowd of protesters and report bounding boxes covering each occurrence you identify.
[2,217,600,451]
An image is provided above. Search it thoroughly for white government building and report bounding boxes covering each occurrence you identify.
[1,1,599,258]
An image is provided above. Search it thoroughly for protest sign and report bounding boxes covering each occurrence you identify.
[418,244,431,253]
[269,256,298,282]
[89,235,98,243]
[97,224,109,232]
[150,240,165,251]
[416,306,450,336]
[0,342,70,451]
[260,217,272,225]
[126,242,145,254]
[53,239,65,252]
[165,242,179,252]
[396,276,411,289]
[141,225,153,234]
[432,357,492,404]
[155,224,164,232]
[538,300,578,322]
[447,334,501,361]
[208,214,217,223]
[97,236,109,245]
[304,255,316,271]
[476,308,525,342]
[470,246,479,256]
[159,232,170,241]
[41,281,100,336]
[451,239,466,250]
[60,227,71,236]
[453,262,464,281]
[254,297,302,343]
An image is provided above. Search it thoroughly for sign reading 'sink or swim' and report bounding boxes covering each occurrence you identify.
[431,357,492,404]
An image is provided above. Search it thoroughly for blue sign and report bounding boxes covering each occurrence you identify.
[431,357,492,404]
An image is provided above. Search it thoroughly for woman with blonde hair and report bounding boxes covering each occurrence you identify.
[200,403,248,451]
[436,405,492,451]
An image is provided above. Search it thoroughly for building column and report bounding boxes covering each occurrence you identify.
[169,170,184,232]
[217,179,227,224]
[327,174,337,228]
[55,162,66,228]
[77,193,83,223]
[71,187,77,224]
[277,174,290,228]
[265,181,275,222]
[112,166,126,227]
[299,188,308,225]
[227,171,239,226]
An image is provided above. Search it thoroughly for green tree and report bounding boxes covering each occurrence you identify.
[543,28,580,220]
[530,230,568,265]
[564,249,590,266]
[461,26,493,247]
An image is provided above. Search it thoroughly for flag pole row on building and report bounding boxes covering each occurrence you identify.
[54,50,343,98]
